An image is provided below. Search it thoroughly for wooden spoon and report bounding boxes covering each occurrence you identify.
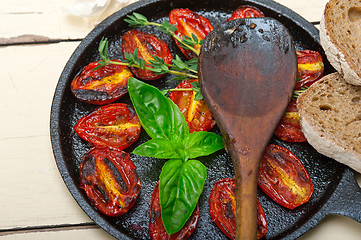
[199,18,297,239]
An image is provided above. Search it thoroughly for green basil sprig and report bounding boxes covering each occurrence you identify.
[128,77,224,235]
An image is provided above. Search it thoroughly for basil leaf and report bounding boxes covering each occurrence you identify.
[159,159,206,235]
[168,97,189,141]
[194,91,203,100]
[128,78,188,140]
[184,131,224,159]
[133,137,185,159]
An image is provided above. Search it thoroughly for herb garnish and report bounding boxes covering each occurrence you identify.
[292,86,309,99]
[161,80,203,100]
[125,12,202,56]
[128,77,224,234]
[95,37,198,82]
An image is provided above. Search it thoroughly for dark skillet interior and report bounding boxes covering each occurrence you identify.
[50,0,345,239]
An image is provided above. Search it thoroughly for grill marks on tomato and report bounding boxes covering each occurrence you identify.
[209,178,267,240]
[122,29,172,80]
[73,103,141,151]
[71,60,132,105]
[102,157,129,192]
[149,182,200,240]
[79,148,141,216]
[258,144,314,209]
[96,159,126,208]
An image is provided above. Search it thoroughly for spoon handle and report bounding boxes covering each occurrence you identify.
[228,142,264,240]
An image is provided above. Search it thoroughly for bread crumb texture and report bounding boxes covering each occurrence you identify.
[324,0,361,78]
[298,73,361,154]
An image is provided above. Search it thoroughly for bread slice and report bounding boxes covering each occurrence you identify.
[297,72,361,172]
[320,0,361,86]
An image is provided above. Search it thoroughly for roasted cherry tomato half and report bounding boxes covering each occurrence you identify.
[121,29,172,80]
[71,60,132,105]
[149,182,200,240]
[227,5,265,21]
[274,99,307,142]
[295,50,324,90]
[169,79,216,133]
[209,178,267,240]
[73,103,141,151]
[80,147,141,217]
[258,144,314,209]
[169,8,213,59]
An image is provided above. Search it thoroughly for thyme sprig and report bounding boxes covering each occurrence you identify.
[292,86,309,99]
[94,37,198,81]
[125,12,201,56]
[181,34,204,50]
[161,80,203,100]
[191,81,203,100]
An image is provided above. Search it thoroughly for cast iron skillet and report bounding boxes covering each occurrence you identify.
[50,0,361,239]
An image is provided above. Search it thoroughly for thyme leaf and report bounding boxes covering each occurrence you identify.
[124,12,151,28]
[292,86,309,99]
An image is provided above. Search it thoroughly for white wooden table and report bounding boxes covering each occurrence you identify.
[1,0,361,239]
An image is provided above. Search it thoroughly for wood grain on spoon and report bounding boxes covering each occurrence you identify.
[199,18,297,239]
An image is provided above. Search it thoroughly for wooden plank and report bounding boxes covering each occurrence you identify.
[0,42,78,138]
[274,0,327,23]
[1,215,361,239]
[0,0,325,44]
[0,225,115,239]
[0,0,138,44]
[0,42,94,229]
[300,215,361,240]
[0,136,93,229]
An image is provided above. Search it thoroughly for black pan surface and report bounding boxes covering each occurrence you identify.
[50,0,361,239]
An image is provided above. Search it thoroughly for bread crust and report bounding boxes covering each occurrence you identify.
[297,73,361,173]
[299,113,361,173]
[320,0,361,86]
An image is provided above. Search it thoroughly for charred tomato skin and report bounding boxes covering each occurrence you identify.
[258,144,314,209]
[274,99,307,142]
[295,50,324,90]
[209,178,268,240]
[71,60,132,105]
[169,79,215,133]
[80,147,141,217]
[73,103,141,151]
[169,8,213,59]
[121,29,172,80]
[149,182,200,240]
[227,5,265,21]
